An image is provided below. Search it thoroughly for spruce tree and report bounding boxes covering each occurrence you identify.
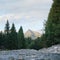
[25,37,32,48]
[4,20,10,49]
[0,32,6,49]
[10,23,17,49]
[0,31,3,48]
[45,0,60,46]
[18,26,25,49]
[5,20,10,35]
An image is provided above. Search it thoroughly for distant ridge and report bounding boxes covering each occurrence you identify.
[24,29,41,40]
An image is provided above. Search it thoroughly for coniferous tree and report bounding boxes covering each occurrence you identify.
[5,20,10,35]
[45,0,60,46]
[0,31,3,48]
[18,26,25,49]
[10,23,17,49]
[25,37,32,48]
[4,20,10,49]
[0,32,6,49]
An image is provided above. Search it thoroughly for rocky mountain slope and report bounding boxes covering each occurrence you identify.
[24,29,41,39]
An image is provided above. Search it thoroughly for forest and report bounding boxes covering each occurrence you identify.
[0,0,60,50]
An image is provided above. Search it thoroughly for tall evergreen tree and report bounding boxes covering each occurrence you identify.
[5,20,10,35]
[45,0,60,46]
[0,32,6,49]
[0,31,3,48]
[10,23,17,49]
[4,20,10,49]
[18,26,25,49]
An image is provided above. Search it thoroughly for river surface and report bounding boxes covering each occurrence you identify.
[0,44,60,60]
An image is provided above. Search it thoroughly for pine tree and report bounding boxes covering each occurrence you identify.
[4,20,10,49]
[0,32,6,49]
[45,0,60,46]
[10,23,18,49]
[18,26,25,49]
[25,37,32,48]
[5,20,10,35]
[0,31,3,48]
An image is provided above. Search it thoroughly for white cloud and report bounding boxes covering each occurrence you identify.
[0,0,53,31]
[0,14,21,21]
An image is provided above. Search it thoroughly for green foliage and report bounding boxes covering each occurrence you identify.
[5,20,10,35]
[0,20,47,50]
[0,32,3,48]
[40,34,47,47]
[25,37,32,48]
[9,23,18,49]
[4,20,10,49]
[17,26,26,49]
[29,37,44,50]
[0,32,6,49]
[45,0,60,46]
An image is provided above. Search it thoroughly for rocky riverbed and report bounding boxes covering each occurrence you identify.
[0,45,60,60]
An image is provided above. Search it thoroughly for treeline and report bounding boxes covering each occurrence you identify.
[0,0,60,50]
[0,20,25,50]
[0,20,46,50]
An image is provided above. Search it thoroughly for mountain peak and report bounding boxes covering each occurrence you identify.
[24,29,41,40]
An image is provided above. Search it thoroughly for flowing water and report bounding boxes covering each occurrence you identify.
[0,50,60,60]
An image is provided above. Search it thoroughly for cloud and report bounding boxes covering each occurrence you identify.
[0,0,53,32]
[0,0,53,13]
[0,14,21,21]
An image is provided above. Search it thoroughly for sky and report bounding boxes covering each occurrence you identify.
[0,0,53,33]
